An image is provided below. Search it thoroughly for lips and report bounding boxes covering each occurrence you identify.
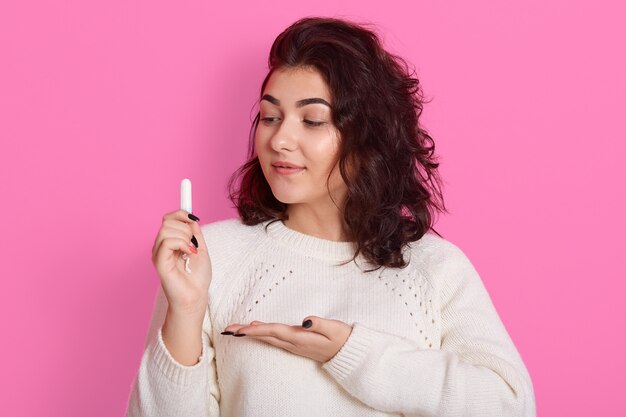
[271,161,306,176]
[272,161,305,169]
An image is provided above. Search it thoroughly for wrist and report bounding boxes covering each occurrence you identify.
[167,300,207,324]
[170,290,207,311]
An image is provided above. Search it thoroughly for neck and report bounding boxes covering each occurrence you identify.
[284,204,351,242]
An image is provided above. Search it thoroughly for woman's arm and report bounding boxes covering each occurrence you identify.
[124,285,221,417]
[321,242,536,417]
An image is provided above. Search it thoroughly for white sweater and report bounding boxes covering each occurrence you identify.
[125,218,536,417]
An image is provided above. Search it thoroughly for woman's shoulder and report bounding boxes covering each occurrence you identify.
[199,217,268,267]
[200,216,261,236]
[409,232,467,261]
[407,232,477,286]
[199,217,269,246]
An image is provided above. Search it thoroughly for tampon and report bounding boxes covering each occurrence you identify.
[180,178,193,273]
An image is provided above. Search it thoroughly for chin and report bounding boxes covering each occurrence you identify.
[267,184,304,204]
[271,192,304,205]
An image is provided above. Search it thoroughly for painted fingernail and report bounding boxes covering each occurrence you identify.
[188,213,200,221]
[302,319,312,328]
[221,331,234,335]
[191,235,198,248]
[233,333,246,337]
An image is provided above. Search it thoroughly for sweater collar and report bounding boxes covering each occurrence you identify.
[264,219,359,262]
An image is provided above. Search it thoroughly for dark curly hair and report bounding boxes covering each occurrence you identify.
[227,16,448,271]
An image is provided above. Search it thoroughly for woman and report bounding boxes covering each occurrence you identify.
[126,16,536,417]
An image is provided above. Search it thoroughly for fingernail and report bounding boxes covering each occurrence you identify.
[188,213,200,221]
[302,319,312,328]
[189,245,198,254]
[221,331,234,335]
[191,235,198,248]
[233,333,246,337]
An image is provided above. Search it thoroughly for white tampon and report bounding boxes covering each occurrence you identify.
[180,178,193,274]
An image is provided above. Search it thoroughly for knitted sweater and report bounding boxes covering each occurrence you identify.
[125,217,536,416]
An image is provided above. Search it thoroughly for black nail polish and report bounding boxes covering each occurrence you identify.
[221,331,234,335]
[191,235,198,248]
[233,333,246,337]
[188,213,200,222]
[302,319,312,328]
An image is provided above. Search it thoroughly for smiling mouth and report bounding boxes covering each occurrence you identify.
[272,165,306,175]
[272,162,305,169]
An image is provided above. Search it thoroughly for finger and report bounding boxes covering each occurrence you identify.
[152,211,196,258]
[250,335,296,351]
[238,323,300,343]
[227,323,296,345]
[240,326,330,356]
[301,316,332,341]
[163,209,200,225]
[221,321,264,336]
[159,225,195,243]
[162,216,196,250]
[163,210,205,253]
[162,218,194,235]
[160,236,198,258]
[222,323,247,333]
[187,219,208,252]
[152,227,196,262]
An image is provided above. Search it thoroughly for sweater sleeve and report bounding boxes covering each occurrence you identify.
[124,285,221,417]
[321,242,536,417]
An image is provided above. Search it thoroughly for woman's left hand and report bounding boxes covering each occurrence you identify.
[222,316,353,363]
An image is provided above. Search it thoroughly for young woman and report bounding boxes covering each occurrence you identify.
[126,16,536,417]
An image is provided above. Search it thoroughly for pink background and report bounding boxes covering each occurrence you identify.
[1,1,624,415]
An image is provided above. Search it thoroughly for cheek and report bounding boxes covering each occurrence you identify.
[319,139,341,175]
[254,130,270,159]
[254,128,264,148]
[306,131,339,161]
[328,161,346,190]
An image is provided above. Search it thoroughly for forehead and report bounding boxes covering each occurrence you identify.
[262,67,332,104]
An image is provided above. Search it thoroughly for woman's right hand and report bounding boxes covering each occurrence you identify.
[151,210,212,316]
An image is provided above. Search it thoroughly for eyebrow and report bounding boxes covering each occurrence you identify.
[261,94,332,109]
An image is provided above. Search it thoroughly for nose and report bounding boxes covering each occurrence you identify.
[268,115,298,152]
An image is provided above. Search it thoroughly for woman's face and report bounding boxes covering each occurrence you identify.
[255,66,347,207]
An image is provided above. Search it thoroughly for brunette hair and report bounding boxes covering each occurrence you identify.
[227,16,447,271]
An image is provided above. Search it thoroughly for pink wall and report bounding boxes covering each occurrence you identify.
[1,1,624,415]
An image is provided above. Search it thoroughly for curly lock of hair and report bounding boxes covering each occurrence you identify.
[227,16,448,272]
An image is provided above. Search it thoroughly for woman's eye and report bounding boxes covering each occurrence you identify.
[260,117,279,124]
[260,117,326,127]
[304,120,326,127]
